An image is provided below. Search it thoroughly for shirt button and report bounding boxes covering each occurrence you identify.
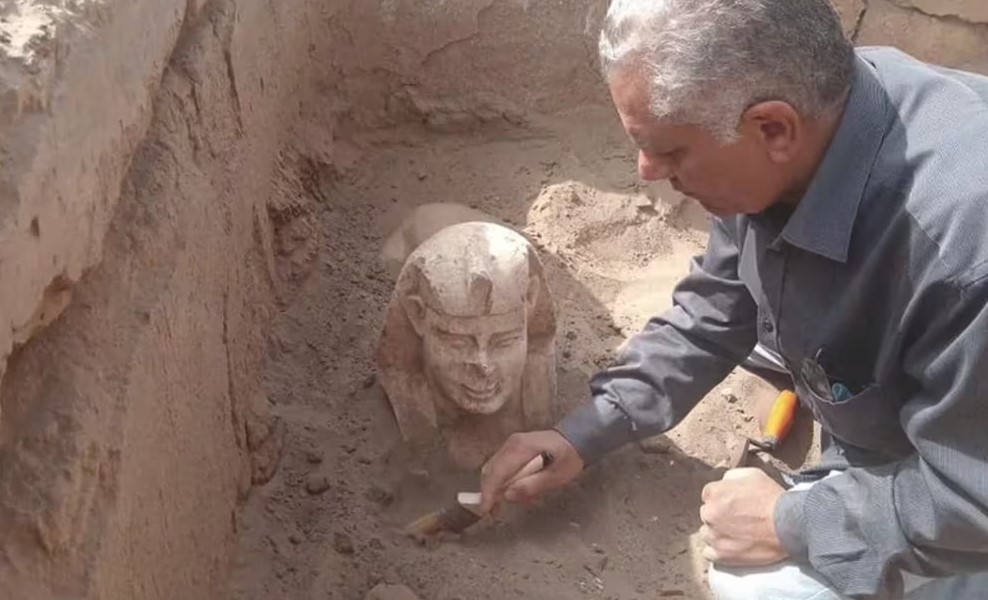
[761,319,775,334]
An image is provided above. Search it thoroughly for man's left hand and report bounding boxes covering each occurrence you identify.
[699,468,789,566]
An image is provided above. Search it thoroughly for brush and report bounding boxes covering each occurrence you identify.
[403,450,553,537]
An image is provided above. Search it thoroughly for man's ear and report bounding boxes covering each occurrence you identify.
[402,295,428,336]
[740,100,801,164]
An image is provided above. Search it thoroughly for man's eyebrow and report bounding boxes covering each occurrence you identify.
[628,130,669,153]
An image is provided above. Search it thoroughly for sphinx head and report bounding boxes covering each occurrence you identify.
[399,223,541,415]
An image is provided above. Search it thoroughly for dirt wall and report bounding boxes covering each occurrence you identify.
[0,0,986,599]
[0,0,325,597]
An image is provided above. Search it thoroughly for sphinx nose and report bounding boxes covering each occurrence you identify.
[467,350,494,376]
[469,361,494,377]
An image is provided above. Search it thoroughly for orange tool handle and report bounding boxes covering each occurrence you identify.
[761,390,798,449]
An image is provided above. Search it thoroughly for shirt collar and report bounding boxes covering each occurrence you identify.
[777,54,892,263]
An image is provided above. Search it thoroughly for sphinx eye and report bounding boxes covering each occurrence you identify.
[436,330,473,350]
[491,331,523,349]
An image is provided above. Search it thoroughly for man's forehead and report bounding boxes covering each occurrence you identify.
[428,307,526,335]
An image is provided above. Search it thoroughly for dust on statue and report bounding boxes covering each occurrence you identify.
[377,222,557,469]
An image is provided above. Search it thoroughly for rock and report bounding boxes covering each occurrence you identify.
[305,449,323,464]
[334,532,355,555]
[633,194,654,209]
[305,473,332,495]
[857,0,988,76]
[583,555,609,577]
[364,485,395,506]
[365,583,421,600]
[639,436,671,455]
[831,0,867,35]
[890,0,988,24]
[720,387,738,403]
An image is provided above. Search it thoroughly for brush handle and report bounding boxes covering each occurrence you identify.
[461,451,553,510]
[506,451,552,487]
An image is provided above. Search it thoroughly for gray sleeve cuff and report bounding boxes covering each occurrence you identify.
[554,395,637,465]
[774,489,810,562]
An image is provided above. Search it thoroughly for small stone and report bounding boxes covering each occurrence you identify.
[365,583,421,600]
[562,350,572,359]
[408,468,430,483]
[334,532,355,555]
[592,543,606,554]
[363,374,377,389]
[369,537,386,551]
[306,450,323,464]
[639,436,671,455]
[659,591,685,597]
[305,473,332,495]
[289,534,302,545]
[365,485,395,506]
[721,388,739,403]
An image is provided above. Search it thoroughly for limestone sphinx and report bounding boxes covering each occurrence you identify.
[377,222,557,467]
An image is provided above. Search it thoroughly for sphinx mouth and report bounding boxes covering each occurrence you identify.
[460,380,501,401]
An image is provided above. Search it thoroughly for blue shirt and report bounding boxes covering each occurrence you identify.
[558,47,988,597]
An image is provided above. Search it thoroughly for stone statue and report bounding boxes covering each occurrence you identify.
[377,222,557,468]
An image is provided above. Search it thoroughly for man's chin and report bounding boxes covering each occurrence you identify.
[697,202,736,218]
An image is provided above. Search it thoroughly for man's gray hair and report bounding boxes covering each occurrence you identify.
[600,0,855,140]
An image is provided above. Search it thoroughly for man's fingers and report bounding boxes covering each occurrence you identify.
[503,470,556,503]
[479,435,539,512]
[722,467,759,481]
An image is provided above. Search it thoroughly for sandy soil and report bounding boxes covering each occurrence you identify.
[228,107,817,600]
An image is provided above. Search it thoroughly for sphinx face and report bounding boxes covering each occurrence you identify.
[419,306,528,415]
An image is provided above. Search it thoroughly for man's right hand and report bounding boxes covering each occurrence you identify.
[479,430,584,513]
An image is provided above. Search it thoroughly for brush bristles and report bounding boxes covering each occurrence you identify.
[404,503,482,536]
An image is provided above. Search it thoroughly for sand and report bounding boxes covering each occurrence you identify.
[227,106,817,600]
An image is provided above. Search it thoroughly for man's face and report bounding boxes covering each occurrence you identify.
[420,307,529,415]
[608,70,792,216]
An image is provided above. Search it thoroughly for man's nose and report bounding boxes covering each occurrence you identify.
[638,150,674,181]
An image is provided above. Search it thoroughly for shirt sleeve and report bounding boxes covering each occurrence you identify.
[555,217,759,464]
[774,275,988,598]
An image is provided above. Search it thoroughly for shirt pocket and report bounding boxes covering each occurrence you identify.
[794,374,913,457]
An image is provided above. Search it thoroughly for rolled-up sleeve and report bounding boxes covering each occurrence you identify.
[556,217,759,464]
[774,276,988,598]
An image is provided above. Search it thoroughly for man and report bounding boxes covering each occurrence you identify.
[478,0,988,598]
